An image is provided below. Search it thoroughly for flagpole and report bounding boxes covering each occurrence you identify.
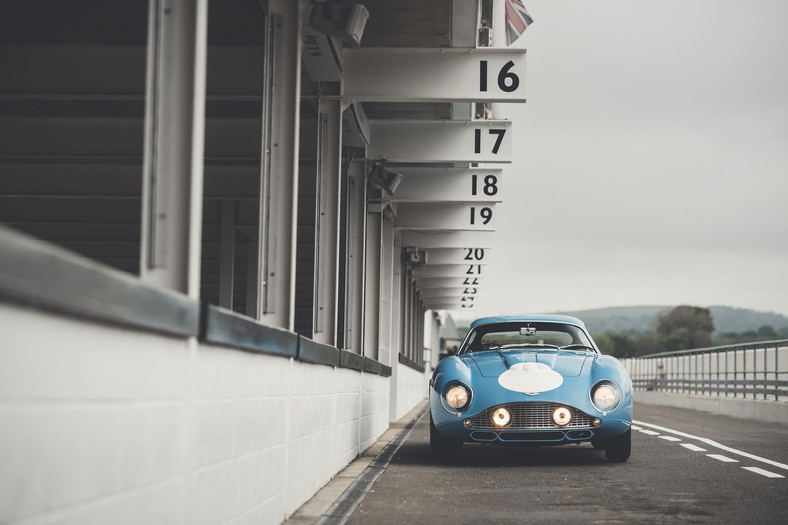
[492,0,507,48]
[489,0,507,120]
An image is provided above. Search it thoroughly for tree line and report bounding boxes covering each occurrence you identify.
[593,305,788,357]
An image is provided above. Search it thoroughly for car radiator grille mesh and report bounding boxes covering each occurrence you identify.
[468,402,593,430]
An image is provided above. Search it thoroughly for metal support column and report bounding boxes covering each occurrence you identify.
[364,206,382,360]
[219,199,235,309]
[311,99,342,345]
[344,160,367,352]
[401,267,412,362]
[257,0,301,329]
[388,225,402,421]
[141,0,208,298]
[377,208,396,366]
[245,238,258,316]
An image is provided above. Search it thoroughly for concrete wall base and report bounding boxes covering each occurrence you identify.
[635,391,788,425]
[0,302,425,525]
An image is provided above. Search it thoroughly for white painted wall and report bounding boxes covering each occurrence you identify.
[394,364,428,422]
[0,303,395,525]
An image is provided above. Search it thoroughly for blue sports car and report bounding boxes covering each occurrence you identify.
[429,315,633,462]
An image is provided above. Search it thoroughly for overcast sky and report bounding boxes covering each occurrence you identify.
[474,0,788,318]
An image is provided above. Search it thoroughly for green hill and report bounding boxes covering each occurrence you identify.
[555,305,788,335]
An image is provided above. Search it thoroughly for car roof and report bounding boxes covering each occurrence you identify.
[469,314,587,329]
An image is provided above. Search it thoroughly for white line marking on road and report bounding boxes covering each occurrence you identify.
[742,467,785,479]
[707,454,739,463]
[633,419,788,472]
[681,443,707,452]
[639,429,660,436]
[631,425,642,431]
[658,435,681,442]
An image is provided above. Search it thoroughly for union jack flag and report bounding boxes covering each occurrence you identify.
[505,0,533,46]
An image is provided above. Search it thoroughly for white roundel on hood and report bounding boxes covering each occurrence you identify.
[498,362,563,393]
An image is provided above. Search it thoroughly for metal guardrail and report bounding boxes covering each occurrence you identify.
[621,340,788,402]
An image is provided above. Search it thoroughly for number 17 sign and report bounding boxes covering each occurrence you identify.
[369,120,512,163]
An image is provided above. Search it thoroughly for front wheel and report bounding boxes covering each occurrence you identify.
[430,416,462,462]
[604,429,631,462]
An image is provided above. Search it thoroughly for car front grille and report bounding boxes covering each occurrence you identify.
[468,402,593,430]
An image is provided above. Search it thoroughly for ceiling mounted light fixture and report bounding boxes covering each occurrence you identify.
[367,159,402,196]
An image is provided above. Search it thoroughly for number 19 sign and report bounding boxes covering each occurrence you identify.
[394,203,498,231]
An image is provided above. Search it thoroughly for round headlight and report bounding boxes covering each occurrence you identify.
[591,381,621,413]
[492,407,511,427]
[552,406,572,426]
[445,385,470,410]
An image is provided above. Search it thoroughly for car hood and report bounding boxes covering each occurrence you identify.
[467,350,590,378]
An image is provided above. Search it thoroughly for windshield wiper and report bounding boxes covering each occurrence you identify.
[559,344,595,351]
[499,343,559,350]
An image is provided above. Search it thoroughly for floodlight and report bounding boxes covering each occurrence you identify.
[367,159,403,196]
[309,1,369,48]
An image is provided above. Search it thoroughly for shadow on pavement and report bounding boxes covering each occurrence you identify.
[391,415,614,469]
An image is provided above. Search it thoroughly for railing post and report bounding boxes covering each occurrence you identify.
[734,348,738,398]
[762,346,766,400]
[752,346,756,399]
[681,354,685,394]
[776,343,780,402]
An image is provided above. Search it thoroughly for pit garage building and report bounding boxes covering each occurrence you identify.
[0,1,526,522]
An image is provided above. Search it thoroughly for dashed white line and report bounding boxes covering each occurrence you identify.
[681,443,707,452]
[707,454,739,463]
[633,419,788,473]
[658,435,681,442]
[631,425,642,431]
[742,467,785,479]
[639,429,660,436]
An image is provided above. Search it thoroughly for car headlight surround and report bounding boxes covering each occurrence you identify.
[590,380,622,414]
[442,382,472,412]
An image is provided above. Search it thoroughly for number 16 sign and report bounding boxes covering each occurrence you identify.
[344,48,527,103]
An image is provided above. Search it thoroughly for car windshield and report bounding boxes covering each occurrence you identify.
[460,322,595,353]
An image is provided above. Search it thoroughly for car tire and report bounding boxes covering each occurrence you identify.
[430,416,462,462]
[604,429,631,462]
